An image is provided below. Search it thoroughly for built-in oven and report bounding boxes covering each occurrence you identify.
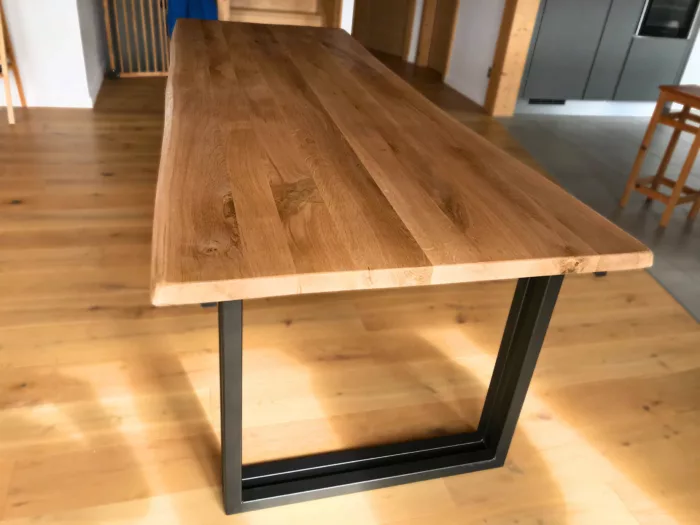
[637,0,700,38]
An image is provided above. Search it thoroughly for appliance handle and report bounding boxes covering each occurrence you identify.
[635,0,652,37]
[689,0,700,39]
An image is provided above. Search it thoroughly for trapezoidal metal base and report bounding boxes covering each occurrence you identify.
[218,275,564,514]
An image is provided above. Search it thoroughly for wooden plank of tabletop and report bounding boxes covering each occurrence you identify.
[151,20,652,306]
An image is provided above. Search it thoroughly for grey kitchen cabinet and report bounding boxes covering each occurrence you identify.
[614,37,689,101]
[584,0,646,99]
[523,0,612,100]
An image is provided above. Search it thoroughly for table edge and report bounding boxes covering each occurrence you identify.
[151,250,653,306]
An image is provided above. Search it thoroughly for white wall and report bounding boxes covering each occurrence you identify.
[405,0,424,63]
[681,33,700,84]
[340,0,355,33]
[1,0,102,108]
[444,0,506,106]
[77,0,107,105]
[515,100,657,116]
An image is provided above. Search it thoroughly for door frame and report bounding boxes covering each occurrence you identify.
[485,0,543,116]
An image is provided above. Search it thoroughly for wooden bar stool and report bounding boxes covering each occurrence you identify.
[620,85,700,227]
[0,0,26,125]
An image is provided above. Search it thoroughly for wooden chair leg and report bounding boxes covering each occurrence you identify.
[1,4,23,107]
[0,5,13,124]
[12,63,25,107]
[620,95,667,207]
[660,134,700,227]
[652,105,689,190]
[690,194,700,221]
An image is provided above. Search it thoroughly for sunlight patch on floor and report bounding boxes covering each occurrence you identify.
[419,327,678,525]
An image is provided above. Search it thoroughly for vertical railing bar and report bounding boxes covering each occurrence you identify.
[122,0,133,72]
[157,0,167,71]
[139,0,149,71]
[102,0,117,72]
[131,0,141,71]
[163,0,170,69]
[148,0,158,71]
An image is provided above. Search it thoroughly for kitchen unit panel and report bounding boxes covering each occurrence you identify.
[615,37,689,101]
[585,0,646,99]
[523,0,612,100]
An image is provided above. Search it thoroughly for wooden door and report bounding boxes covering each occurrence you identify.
[218,0,341,27]
[426,0,458,75]
[352,0,457,76]
[352,0,414,58]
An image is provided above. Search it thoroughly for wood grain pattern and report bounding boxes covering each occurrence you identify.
[1,76,698,525]
[152,20,652,306]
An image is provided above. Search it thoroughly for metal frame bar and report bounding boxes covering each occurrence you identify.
[219,300,243,513]
[218,275,564,514]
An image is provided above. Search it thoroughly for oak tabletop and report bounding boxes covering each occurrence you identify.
[151,20,652,306]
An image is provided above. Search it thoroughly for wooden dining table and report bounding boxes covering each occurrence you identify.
[151,19,653,514]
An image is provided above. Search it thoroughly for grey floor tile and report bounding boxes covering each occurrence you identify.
[501,115,700,322]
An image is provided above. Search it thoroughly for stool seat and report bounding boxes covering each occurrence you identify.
[660,84,700,102]
[620,85,700,227]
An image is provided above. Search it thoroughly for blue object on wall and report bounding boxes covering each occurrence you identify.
[167,0,218,36]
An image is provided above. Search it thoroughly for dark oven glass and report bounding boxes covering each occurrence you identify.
[638,0,700,38]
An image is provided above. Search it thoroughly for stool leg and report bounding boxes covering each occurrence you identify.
[652,105,690,191]
[620,95,667,208]
[690,195,700,221]
[0,7,13,125]
[660,134,700,227]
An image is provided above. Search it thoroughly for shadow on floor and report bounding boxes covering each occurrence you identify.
[237,283,568,522]
[0,371,151,520]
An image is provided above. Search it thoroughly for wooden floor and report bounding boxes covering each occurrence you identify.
[0,75,699,524]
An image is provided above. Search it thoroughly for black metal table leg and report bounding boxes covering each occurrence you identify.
[219,300,243,514]
[478,275,564,458]
[218,275,564,514]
